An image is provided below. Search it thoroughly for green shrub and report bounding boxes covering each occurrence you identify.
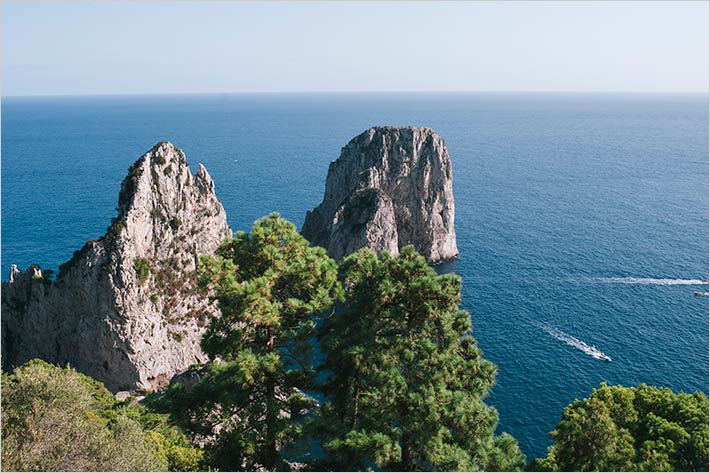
[2,359,205,472]
[106,220,125,243]
[150,208,166,222]
[134,258,151,285]
[1,360,165,471]
[171,331,184,342]
[128,162,143,178]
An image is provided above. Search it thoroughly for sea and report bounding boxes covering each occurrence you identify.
[2,92,708,459]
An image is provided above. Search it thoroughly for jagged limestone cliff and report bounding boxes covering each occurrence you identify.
[302,126,458,263]
[1,142,231,392]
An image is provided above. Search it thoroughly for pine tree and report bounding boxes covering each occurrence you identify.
[313,246,525,471]
[161,213,342,471]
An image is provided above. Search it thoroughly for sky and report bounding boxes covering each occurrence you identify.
[2,1,708,96]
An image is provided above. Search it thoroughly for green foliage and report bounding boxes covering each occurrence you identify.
[128,162,143,178]
[158,213,342,471]
[151,207,166,223]
[107,220,125,240]
[15,210,704,473]
[171,331,185,342]
[312,246,525,471]
[134,257,151,285]
[1,360,159,471]
[1,359,202,472]
[536,382,709,471]
[144,429,204,471]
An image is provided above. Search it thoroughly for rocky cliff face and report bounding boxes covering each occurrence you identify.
[302,126,458,262]
[2,142,231,392]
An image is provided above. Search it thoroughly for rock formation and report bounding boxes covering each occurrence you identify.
[2,142,231,392]
[302,126,458,263]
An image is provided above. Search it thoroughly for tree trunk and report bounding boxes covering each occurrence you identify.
[265,329,277,470]
[350,367,361,430]
[401,431,411,471]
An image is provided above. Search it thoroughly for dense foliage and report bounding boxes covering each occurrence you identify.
[1,359,202,472]
[313,247,525,471]
[154,213,342,470]
[533,382,709,472]
[4,214,708,472]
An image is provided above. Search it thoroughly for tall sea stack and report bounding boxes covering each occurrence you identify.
[1,142,231,392]
[302,126,458,263]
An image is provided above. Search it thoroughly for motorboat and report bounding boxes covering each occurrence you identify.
[590,345,612,362]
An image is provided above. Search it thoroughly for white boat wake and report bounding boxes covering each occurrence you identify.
[596,277,707,286]
[542,325,612,361]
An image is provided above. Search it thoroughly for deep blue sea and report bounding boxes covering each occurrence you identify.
[2,92,708,459]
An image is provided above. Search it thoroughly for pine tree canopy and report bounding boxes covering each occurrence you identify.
[313,246,525,471]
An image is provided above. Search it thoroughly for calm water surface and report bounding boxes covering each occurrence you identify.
[2,92,708,458]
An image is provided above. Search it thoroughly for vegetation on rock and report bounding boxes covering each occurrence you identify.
[134,257,151,285]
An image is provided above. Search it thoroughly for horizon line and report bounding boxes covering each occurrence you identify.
[3,89,709,99]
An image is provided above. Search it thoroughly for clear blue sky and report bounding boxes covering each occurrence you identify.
[3,1,708,96]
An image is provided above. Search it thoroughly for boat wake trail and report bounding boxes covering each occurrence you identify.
[542,325,612,361]
[596,277,707,286]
